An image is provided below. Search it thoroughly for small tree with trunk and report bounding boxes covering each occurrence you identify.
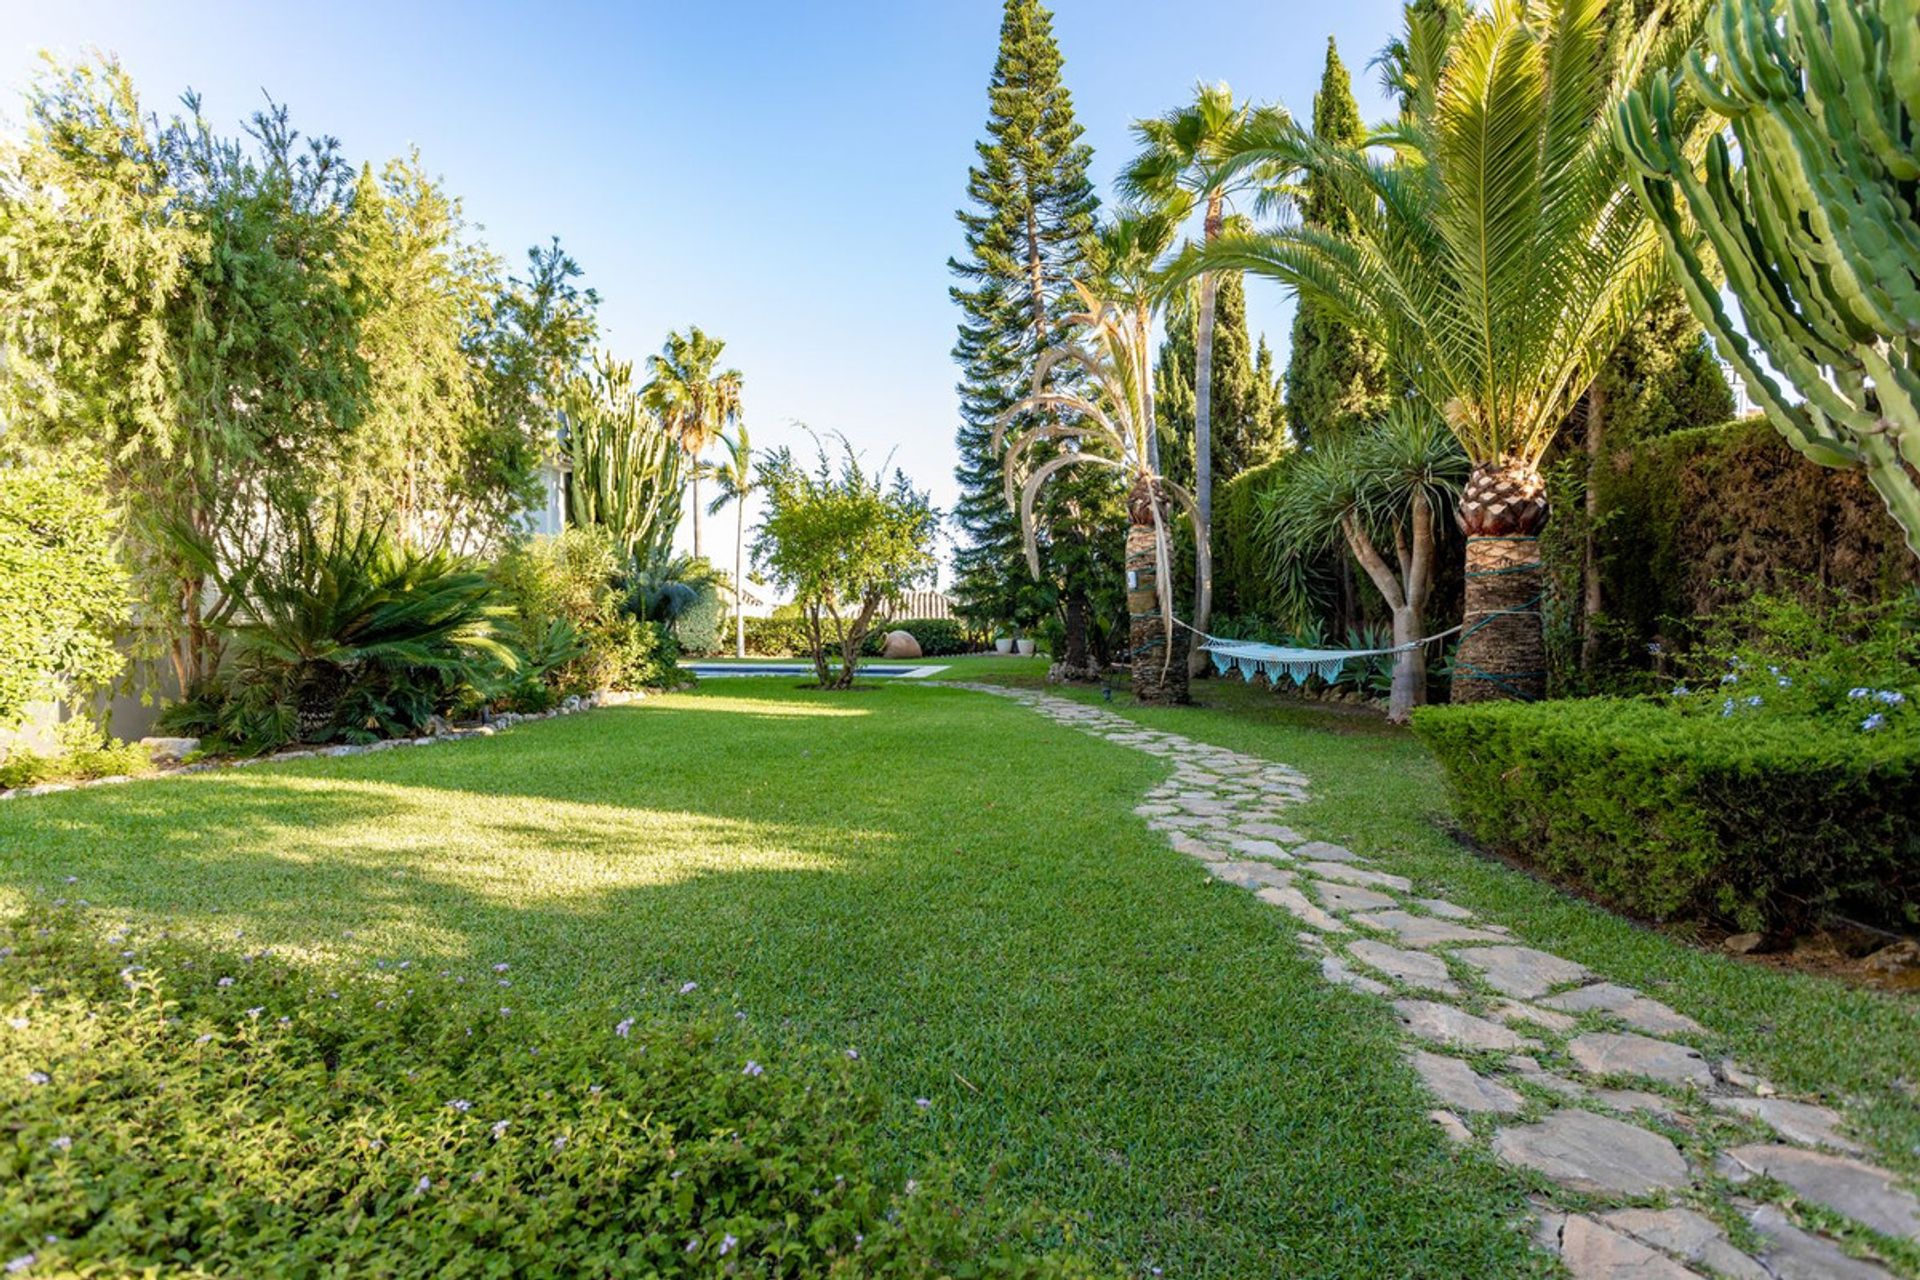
[752,438,938,690]
[1261,406,1465,721]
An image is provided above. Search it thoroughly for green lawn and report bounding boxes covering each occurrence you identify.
[0,678,1544,1277]
[1013,672,1920,1185]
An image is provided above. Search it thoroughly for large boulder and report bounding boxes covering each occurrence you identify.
[880,630,922,659]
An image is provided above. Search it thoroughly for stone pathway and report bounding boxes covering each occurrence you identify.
[955,683,1920,1280]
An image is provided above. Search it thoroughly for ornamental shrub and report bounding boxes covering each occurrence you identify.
[1413,697,1919,933]
[0,905,1106,1278]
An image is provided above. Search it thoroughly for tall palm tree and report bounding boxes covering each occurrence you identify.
[707,421,754,659]
[997,232,1203,704]
[1262,405,1465,722]
[643,326,743,560]
[1197,0,1706,701]
[1120,84,1290,674]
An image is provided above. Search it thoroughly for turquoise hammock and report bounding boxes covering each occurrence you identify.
[1190,627,1461,687]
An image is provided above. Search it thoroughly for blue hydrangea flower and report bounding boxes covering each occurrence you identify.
[1862,713,1887,732]
[1875,690,1906,706]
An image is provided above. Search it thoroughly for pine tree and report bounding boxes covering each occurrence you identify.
[949,0,1107,658]
[1282,38,1387,446]
[1153,272,1282,493]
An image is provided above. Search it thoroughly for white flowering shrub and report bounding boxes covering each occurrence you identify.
[0,905,1108,1278]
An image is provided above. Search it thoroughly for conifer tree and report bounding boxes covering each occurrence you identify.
[949,0,1109,663]
[1282,38,1387,446]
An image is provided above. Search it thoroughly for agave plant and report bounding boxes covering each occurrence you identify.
[995,259,1205,705]
[1197,0,1710,701]
[174,508,513,742]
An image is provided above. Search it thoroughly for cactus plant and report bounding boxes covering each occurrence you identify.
[1617,0,1920,556]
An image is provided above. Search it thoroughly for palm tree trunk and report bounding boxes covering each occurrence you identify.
[1126,476,1189,705]
[1581,381,1606,674]
[734,499,746,659]
[1063,587,1091,675]
[1454,461,1549,703]
[1188,197,1226,678]
[690,474,703,560]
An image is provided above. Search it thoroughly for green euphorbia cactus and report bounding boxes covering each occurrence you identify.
[1617,0,1920,555]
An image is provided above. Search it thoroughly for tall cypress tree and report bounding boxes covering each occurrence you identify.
[1154,272,1283,492]
[1282,37,1387,446]
[949,0,1106,656]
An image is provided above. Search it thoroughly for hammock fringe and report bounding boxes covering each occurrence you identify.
[1189,621,1463,689]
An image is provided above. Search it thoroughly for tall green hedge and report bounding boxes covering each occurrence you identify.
[1414,698,1920,932]
[1215,458,1293,621]
[1549,417,1920,686]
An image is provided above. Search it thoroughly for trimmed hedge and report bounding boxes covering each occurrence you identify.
[860,617,975,658]
[0,905,1104,1277]
[1413,698,1920,932]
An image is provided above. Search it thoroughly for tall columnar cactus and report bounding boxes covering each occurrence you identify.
[1617,0,1920,555]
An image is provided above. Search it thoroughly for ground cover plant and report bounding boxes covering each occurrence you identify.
[0,905,1100,1278]
[0,680,1540,1276]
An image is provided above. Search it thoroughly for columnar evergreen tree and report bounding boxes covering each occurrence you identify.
[1153,272,1282,491]
[949,0,1107,665]
[1283,38,1386,447]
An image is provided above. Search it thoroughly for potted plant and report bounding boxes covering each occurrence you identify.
[993,625,1014,656]
[1015,627,1036,657]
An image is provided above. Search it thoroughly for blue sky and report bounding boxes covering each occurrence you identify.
[1,0,1405,570]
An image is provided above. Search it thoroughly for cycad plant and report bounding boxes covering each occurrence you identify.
[1202,0,1706,700]
[561,353,687,569]
[997,246,1203,704]
[174,507,512,744]
[1261,405,1465,720]
[643,327,744,560]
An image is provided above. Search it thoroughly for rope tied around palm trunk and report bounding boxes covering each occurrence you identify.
[1455,534,1544,699]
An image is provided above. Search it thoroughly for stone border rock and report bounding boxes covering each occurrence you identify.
[952,683,1918,1280]
[0,690,650,803]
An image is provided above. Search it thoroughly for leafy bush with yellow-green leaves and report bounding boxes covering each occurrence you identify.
[0,905,1107,1278]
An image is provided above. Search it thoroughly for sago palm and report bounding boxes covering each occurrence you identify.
[1120,84,1290,670]
[996,228,1204,704]
[643,326,743,560]
[1200,0,1706,701]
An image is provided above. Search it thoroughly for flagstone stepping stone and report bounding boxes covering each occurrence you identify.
[1556,1214,1697,1280]
[1239,822,1304,843]
[1257,886,1345,933]
[1708,1096,1860,1155]
[1413,897,1477,921]
[1354,910,1505,948]
[1488,999,1579,1033]
[1542,983,1705,1037]
[1313,881,1399,914]
[1304,863,1413,892]
[1597,1208,1768,1280]
[1349,939,1459,991]
[1429,1109,1473,1145]
[1744,1203,1896,1280]
[1321,953,1389,996]
[1166,833,1227,862]
[1179,798,1237,816]
[1592,1089,1687,1124]
[1491,1109,1689,1196]
[1408,1050,1524,1114]
[1135,803,1176,817]
[1158,814,1208,828]
[1395,1000,1536,1052]
[1569,1032,1714,1088]
[1457,945,1592,999]
[1208,860,1295,889]
[1230,837,1291,860]
[1721,1145,1920,1242]
[1293,840,1359,862]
